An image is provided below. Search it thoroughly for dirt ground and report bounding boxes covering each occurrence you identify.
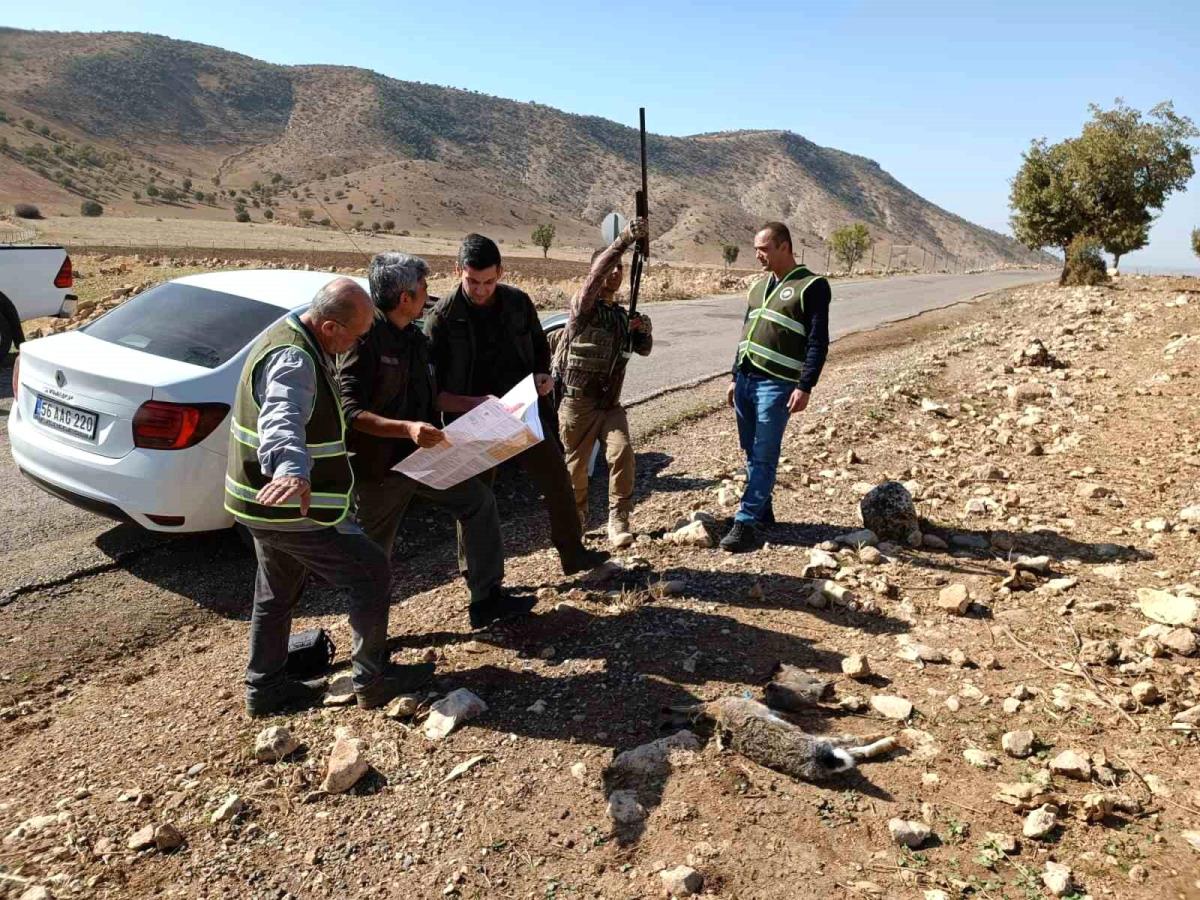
[2,276,1200,900]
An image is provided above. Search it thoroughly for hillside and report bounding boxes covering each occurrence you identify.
[0,28,1045,267]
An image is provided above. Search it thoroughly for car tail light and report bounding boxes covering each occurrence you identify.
[54,256,73,289]
[11,356,18,403]
[133,401,229,450]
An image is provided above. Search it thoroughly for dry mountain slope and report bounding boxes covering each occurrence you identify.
[0,28,1043,266]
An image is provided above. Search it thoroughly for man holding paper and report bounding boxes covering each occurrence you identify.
[425,234,609,576]
[338,252,536,629]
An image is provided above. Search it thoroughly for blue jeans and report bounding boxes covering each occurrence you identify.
[733,369,793,525]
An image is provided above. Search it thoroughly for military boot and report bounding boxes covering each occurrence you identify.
[607,511,635,548]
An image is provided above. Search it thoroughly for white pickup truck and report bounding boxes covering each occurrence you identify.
[0,244,78,359]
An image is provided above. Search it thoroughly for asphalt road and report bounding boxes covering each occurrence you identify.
[622,269,1055,402]
[0,267,1052,593]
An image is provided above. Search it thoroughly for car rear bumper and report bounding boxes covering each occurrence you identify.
[9,402,232,533]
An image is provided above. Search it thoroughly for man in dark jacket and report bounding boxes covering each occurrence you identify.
[425,234,609,576]
[337,252,536,629]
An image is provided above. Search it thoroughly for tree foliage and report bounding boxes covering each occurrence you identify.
[80,200,103,217]
[721,243,739,269]
[531,223,555,258]
[1011,100,1197,275]
[1061,234,1109,286]
[1193,227,1200,260]
[830,223,872,273]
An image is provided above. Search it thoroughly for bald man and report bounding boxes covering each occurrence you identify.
[225,278,432,717]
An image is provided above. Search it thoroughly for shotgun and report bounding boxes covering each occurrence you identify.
[628,107,648,319]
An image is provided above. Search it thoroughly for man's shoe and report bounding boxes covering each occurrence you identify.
[607,512,635,548]
[469,589,538,629]
[246,678,326,718]
[719,521,762,553]
[356,663,436,709]
[761,503,776,527]
[561,546,611,576]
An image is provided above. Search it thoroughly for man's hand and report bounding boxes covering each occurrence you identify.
[623,216,649,245]
[788,389,810,414]
[629,313,652,334]
[726,381,736,408]
[534,373,555,396]
[257,476,310,514]
[406,421,445,448]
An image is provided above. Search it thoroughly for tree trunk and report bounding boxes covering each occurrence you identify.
[1112,253,1121,272]
[542,247,548,259]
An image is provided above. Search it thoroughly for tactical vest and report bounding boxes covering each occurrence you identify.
[561,302,630,399]
[737,266,824,382]
[224,316,353,527]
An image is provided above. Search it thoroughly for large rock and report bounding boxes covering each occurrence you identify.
[1042,861,1075,897]
[1136,588,1199,626]
[660,865,704,896]
[936,584,970,615]
[1023,804,1059,839]
[424,689,488,740]
[1002,730,1035,758]
[322,729,369,794]
[609,731,701,779]
[870,695,913,720]
[859,482,919,543]
[665,520,714,548]
[1049,750,1092,781]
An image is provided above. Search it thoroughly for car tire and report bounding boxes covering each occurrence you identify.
[0,317,12,363]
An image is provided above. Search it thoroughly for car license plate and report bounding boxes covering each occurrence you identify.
[34,395,98,440]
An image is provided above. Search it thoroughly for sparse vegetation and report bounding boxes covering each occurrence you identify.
[298,208,314,223]
[235,209,251,223]
[383,220,394,231]
[830,223,872,273]
[532,223,555,258]
[1192,227,1200,260]
[80,200,104,217]
[14,203,41,219]
[721,243,739,269]
[263,209,274,220]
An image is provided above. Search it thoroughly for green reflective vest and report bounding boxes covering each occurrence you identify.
[224,316,353,527]
[737,266,824,382]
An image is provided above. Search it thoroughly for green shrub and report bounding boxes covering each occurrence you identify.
[263,209,274,220]
[80,200,103,217]
[1060,234,1109,286]
[235,210,251,223]
[14,203,41,219]
[383,220,395,231]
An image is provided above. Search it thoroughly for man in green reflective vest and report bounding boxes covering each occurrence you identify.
[721,222,831,553]
[226,277,432,717]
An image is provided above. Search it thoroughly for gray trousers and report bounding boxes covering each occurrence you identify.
[246,523,391,698]
[356,472,504,605]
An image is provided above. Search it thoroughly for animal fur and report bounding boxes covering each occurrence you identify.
[665,697,896,782]
[763,664,833,712]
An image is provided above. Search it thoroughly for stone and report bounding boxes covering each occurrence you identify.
[888,818,931,848]
[1145,516,1171,533]
[1014,554,1051,573]
[323,674,357,706]
[322,730,369,794]
[1023,804,1059,839]
[1128,864,1150,883]
[442,754,488,784]
[1136,588,1199,626]
[659,865,704,896]
[897,643,946,664]
[384,694,421,718]
[870,695,913,720]
[1002,730,1035,758]
[1045,576,1078,594]
[949,532,990,550]
[803,548,840,575]
[1180,505,1200,523]
[841,654,871,679]
[948,648,970,667]
[1042,861,1074,897]
[254,725,300,762]
[859,482,919,543]
[666,520,714,548]
[127,824,156,851]
[606,790,645,825]
[858,546,884,565]
[3,813,67,846]
[153,823,185,851]
[922,533,948,550]
[937,583,970,614]
[964,748,1000,769]
[1002,697,1022,714]
[836,528,879,547]
[1162,628,1198,656]
[1075,482,1111,499]
[985,832,1019,854]
[1079,639,1119,665]
[526,698,548,714]
[609,731,701,779]
[19,888,50,900]
[424,689,488,740]
[944,695,961,712]
[1077,793,1114,824]
[210,794,244,825]
[1050,750,1092,780]
[570,762,587,782]
[1131,681,1160,704]
[1182,830,1200,853]
[1173,704,1200,726]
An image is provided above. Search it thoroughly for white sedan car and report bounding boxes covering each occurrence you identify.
[10,269,570,533]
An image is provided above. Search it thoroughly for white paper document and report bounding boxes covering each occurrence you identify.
[394,375,544,490]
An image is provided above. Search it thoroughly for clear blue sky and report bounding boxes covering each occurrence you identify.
[8,1,1200,269]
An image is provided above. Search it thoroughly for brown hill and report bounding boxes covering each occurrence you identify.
[0,27,1045,267]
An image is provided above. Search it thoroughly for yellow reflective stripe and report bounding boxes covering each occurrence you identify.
[224,476,349,508]
[749,307,808,336]
[231,420,260,447]
[308,441,346,458]
[745,341,804,371]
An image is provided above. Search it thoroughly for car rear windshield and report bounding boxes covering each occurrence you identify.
[81,282,288,369]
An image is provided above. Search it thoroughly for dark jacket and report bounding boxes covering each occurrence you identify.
[424,283,552,413]
[337,316,436,482]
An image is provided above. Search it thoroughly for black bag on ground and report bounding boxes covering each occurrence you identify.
[285,628,336,678]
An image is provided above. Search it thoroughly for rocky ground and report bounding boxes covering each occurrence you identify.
[2,275,1200,900]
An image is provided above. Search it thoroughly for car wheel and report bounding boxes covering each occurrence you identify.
[0,317,12,363]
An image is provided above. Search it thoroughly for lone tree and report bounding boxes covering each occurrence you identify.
[80,200,103,217]
[1011,100,1197,278]
[531,223,555,258]
[1193,227,1200,260]
[298,207,314,223]
[721,243,740,270]
[830,223,872,273]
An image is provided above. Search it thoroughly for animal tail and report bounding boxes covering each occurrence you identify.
[817,743,857,774]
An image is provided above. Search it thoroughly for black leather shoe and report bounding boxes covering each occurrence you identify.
[246,678,326,718]
[561,546,610,576]
[469,589,538,629]
[719,521,762,553]
[356,663,436,709]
